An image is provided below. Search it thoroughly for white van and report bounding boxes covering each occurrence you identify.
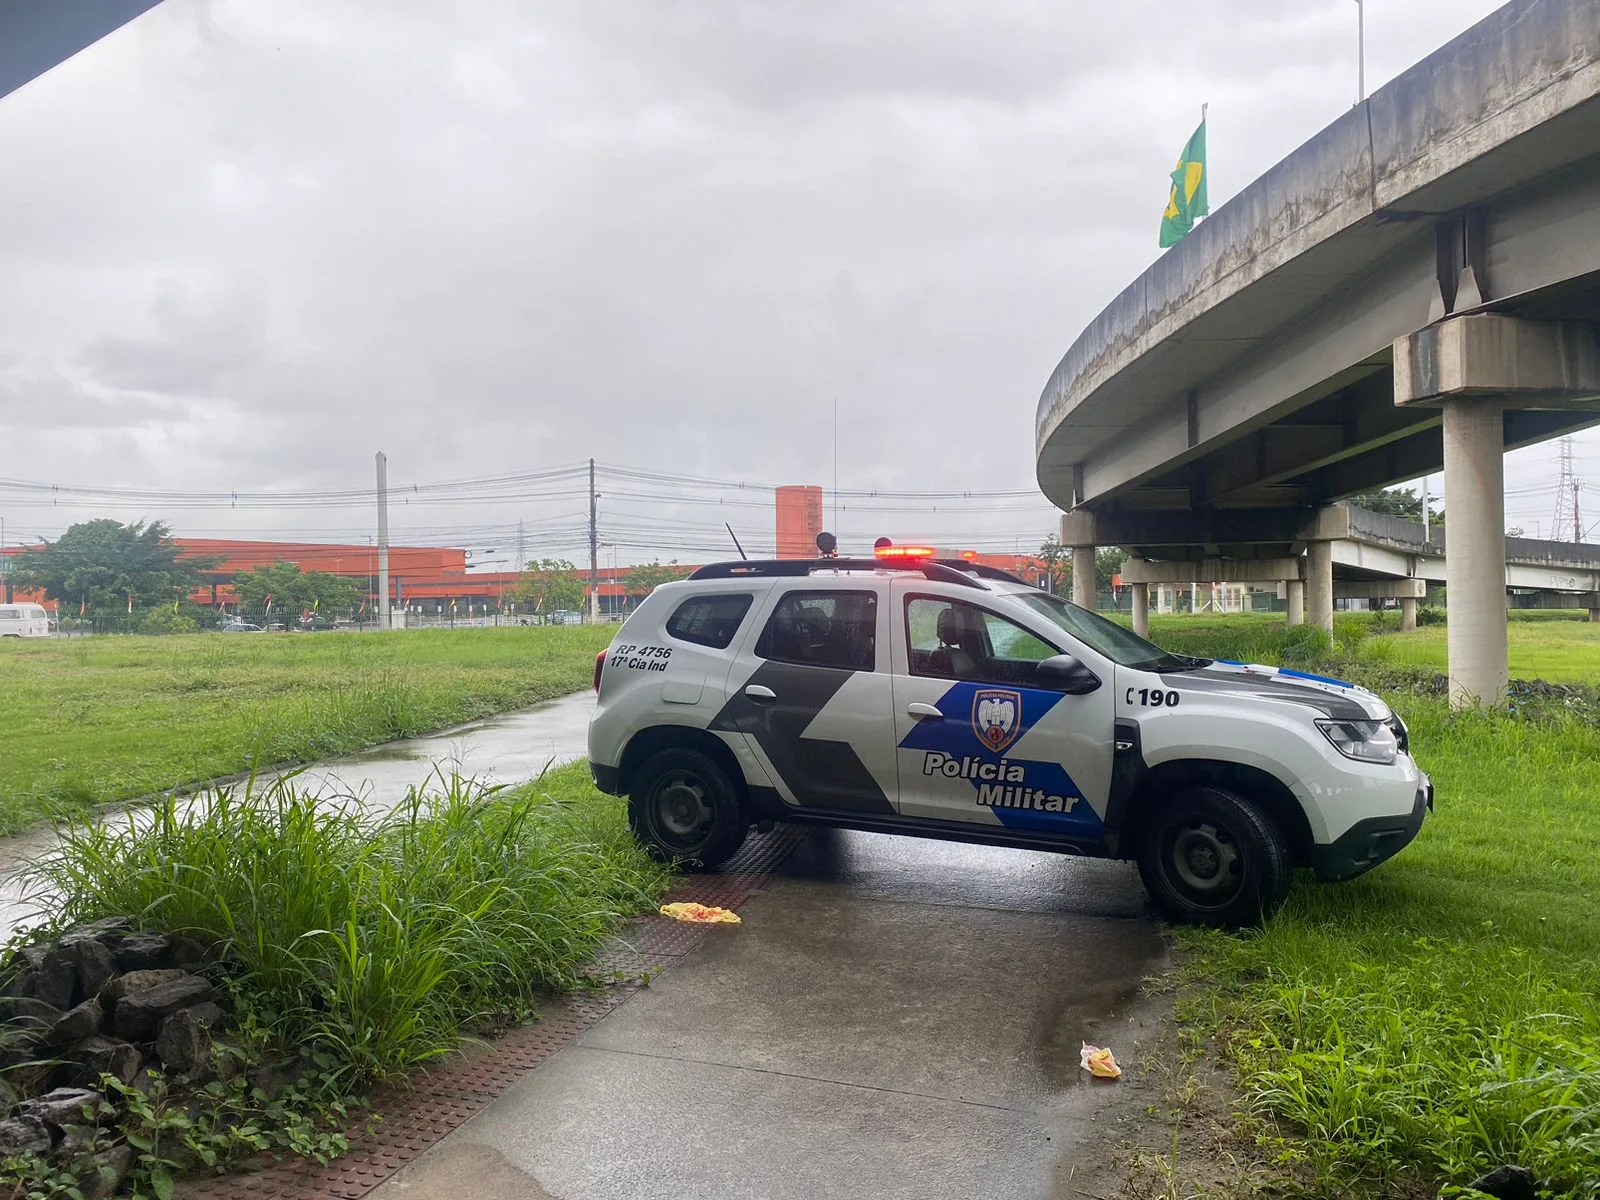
[0,603,52,638]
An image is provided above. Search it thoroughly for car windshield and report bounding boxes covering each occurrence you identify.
[1009,590,1204,672]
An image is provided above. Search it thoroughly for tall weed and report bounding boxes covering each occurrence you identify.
[29,764,670,1086]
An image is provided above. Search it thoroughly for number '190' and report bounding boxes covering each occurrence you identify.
[1126,688,1179,707]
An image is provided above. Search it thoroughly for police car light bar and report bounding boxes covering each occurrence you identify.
[874,544,979,562]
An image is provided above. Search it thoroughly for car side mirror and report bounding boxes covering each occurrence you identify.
[1035,653,1101,695]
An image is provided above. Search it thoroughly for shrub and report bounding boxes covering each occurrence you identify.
[140,606,200,635]
[1367,608,1399,633]
[30,765,670,1087]
[1269,624,1334,666]
[1332,615,1369,654]
[1416,604,1446,626]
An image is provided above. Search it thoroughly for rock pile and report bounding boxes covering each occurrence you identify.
[0,917,226,1196]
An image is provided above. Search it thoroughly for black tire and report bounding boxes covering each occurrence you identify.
[628,748,749,870]
[1136,786,1292,928]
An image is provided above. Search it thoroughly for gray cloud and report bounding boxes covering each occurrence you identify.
[2,0,1577,557]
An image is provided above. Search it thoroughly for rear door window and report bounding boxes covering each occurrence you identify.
[757,591,878,671]
[665,593,754,650]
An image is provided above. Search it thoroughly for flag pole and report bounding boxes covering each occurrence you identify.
[1355,0,1366,102]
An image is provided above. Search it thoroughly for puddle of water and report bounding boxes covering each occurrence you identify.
[0,690,595,941]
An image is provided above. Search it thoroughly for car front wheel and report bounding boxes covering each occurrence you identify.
[628,748,749,870]
[1136,786,1292,927]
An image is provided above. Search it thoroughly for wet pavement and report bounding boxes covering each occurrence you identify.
[278,689,594,804]
[0,690,596,939]
[372,832,1171,1200]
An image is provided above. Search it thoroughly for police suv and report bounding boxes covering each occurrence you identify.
[588,542,1432,926]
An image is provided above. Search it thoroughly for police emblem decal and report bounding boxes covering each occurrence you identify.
[971,689,1023,753]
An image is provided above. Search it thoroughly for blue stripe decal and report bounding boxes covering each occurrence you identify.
[898,681,1103,833]
[1277,668,1354,688]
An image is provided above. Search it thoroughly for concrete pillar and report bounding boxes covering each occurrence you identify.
[1286,580,1304,626]
[1442,399,1508,708]
[1401,596,1418,632]
[1306,541,1334,632]
[1072,546,1096,610]
[1131,582,1149,638]
[1590,607,1600,624]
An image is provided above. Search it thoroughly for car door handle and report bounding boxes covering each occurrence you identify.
[906,702,943,720]
[744,685,777,704]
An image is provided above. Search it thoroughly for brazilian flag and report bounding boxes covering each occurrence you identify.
[1159,118,1208,248]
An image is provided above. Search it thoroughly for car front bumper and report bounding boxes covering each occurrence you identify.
[1311,772,1432,882]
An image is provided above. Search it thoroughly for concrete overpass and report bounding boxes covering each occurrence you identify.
[0,0,162,102]
[1037,0,1600,706]
[1120,502,1600,635]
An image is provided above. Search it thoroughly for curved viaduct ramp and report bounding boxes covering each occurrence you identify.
[0,0,162,103]
[1036,0,1600,555]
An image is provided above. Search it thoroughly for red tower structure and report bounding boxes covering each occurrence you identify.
[775,486,824,558]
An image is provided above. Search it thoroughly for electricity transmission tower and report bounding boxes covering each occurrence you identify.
[1552,437,1583,543]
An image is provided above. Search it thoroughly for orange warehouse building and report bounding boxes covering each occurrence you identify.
[175,540,469,610]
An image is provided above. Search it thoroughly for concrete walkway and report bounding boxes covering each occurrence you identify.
[371,831,1171,1200]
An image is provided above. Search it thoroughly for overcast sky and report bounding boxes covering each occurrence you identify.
[0,0,1591,565]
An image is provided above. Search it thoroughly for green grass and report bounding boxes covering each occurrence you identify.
[10,763,669,1193]
[1377,620,1600,683]
[34,763,669,1081]
[0,627,611,834]
[1122,610,1600,683]
[1146,622,1600,1198]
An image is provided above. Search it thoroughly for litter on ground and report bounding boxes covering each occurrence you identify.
[1080,1042,1122,1079]
[659,902,742,924]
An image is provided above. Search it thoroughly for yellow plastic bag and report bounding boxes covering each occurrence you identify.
[659,902,742,924]
[1080,1042,1122,1079]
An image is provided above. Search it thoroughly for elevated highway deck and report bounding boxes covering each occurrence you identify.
[1121,504,1600,634]
[1038,0,1600,705]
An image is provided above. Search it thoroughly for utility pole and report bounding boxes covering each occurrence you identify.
[515,519,526,574]
[1354,0,1366,103]
[376,451,391,630]
[588,458,599,623]
[1421,474,1431,544]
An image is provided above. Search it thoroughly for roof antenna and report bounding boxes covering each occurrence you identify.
[725,522,749,561]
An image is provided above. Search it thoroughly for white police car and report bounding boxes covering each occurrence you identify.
[587,540,1431,926]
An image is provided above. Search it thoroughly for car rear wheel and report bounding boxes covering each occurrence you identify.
[1136,786,1292,927]
[629,748,748,870]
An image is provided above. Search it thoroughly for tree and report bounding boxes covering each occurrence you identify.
[1096,547,1128,593]
[623,560,689,602]
[516,559,585,614]
[1349,487,1443,525]
[233,562,364,620]
[1035,534,1070,595]
[12,520,215,616]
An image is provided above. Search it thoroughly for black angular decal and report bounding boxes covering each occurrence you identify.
[711,661,894,814]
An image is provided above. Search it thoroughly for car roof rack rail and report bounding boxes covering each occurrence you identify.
[930,559,1031,586]
[687,558,985,589]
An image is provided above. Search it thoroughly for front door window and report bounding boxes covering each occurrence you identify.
[906,597,1057,687]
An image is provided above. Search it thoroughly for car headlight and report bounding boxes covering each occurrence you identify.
[1316,718,1399,765]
